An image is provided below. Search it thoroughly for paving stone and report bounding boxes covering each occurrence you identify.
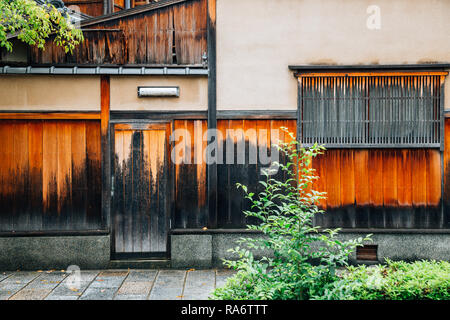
[98,270,129,277]
[149,286,184,300]
[26,272,67,290]
[45,295,80,300]
[114,294,147,300]
[9,289,51,300]
[74,271,100,282]
[79,287,118,300]
[126,270,158,282]
[0,272,40,299]
[0,272,12,282]
[153,270,186,287]
[2,271,40,285]
[0,293,15,300]
[183,270,215,300]
[116,281,153,295]
[88,270,128,289]
[45,280,92,299]
[148,270,186,300]
[0,269,223,300]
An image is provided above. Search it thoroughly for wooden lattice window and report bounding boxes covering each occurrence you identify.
[297,73,445,148]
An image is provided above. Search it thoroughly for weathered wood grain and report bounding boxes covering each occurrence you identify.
[0,120,102,232]
[113,123,171,254]
[30,0,207,66]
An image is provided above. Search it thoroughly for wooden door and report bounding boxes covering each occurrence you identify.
[112,122,171,258]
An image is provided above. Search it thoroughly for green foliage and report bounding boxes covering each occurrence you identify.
[0,0,83,53]
[315,259,450,300]
[211,129,371,300]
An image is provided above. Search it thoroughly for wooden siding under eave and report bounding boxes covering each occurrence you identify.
[64,0,105,17]
[29,0,207,66]
[0,119,102,232]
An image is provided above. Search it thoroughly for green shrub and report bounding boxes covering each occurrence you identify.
[315,259,450,300]
[211,130,371,300]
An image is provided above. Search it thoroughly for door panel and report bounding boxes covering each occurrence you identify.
[112,122,171,256]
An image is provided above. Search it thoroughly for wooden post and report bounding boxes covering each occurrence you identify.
[207,0,217,228]
[101,75,111,230]
[441,76,449,228]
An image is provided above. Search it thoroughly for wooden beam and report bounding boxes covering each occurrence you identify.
[442,76,450,229]
[100,75,111,230]
[207,0,217,228]
[217,110,297,120]
[0,112,101,120]
[110,111,208,120]
[295,71,449,78]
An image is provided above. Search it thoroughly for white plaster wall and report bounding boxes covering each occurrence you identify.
[216,0,450,110]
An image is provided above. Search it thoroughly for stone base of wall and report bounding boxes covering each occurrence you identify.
[0,235,110,271]
[170,231,450,268]
[171,234,213,268]
[338,232,450,264]
[1,232,448,270]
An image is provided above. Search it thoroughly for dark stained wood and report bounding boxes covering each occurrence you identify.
[71,122,88,229]
[56,122,73,229]
[0,120,102,232]
[101,75,111,229]
[173,120,208,228]
[112,122,171,255]
[28,122,43,231]
[207,0,217,228]
[86,120,102,226]
[368,150,384,228]
[216,119,297,228]
[12,122,29,230]
[356,245,378,261]
[42,121,58,229]
[313,148,444,229]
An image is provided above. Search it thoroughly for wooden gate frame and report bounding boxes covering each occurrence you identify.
[109,120,174,259]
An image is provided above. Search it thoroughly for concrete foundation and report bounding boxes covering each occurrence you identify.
[0,235,110,271]
[1,232,448,270]
[170,231,450,268]
[171,234,213,268]
[339,232,450,264]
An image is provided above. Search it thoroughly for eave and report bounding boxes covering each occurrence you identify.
[0,65,208,76]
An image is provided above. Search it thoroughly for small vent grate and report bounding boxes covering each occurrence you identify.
[356,245,378,261]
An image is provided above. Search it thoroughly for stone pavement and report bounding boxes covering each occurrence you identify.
[0,269,236,300]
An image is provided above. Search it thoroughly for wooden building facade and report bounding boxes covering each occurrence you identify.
[0,0,449,269]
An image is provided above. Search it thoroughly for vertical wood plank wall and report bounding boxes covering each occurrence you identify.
[63,0,104,17]
[312,149,443,229]
[216,119,297,228]
[172,119,446,229]
[173,120,208,228]
[112,123,171,253]
[30,0,207,66]
[443,117,450,229]
[0,118,447,232]
[0,120,102,232]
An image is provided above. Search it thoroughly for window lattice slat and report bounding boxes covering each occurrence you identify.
[299,75,441,147]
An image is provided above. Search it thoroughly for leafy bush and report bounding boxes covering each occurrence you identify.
[315,259,450,300]
[211,131,371,300]
[1,0,84,53]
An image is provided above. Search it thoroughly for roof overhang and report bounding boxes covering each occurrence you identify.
[289,64,450,77]
[0,65,208,76]
[81,0,190,27]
